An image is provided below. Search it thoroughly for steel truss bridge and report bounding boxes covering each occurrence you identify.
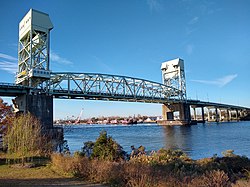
[0,72,182,103]
[49,72,182,103]
[1,72,249,111]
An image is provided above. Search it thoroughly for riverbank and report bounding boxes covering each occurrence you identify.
[0,156,106,187]
[1,151,250,187]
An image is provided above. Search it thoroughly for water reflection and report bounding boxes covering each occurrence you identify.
[162,126,193,154]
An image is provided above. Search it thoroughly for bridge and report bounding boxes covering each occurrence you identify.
[1,9,250,129]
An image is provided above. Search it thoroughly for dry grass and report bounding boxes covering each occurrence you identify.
[51,152,250,187]
[0,162,107,186]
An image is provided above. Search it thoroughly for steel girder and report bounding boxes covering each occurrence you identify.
[48,72,182,103]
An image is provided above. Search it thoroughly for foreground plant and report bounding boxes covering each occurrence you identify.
[82,131,126,161]
[51,132,250,187]
[4,113,52,165]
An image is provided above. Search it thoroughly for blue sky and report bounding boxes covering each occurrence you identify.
[0,0,250,119]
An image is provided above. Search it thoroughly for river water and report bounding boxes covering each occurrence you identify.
[62,121,250,159]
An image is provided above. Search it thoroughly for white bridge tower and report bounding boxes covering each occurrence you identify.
[161,58,187,101]
[16,9,53,90]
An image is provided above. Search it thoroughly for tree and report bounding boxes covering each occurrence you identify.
[0,97,14,134]
[90,131,126,161]
[81,141,95,157]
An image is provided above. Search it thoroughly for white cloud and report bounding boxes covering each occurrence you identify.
[0,53,17,74]
[0,61,17,74]
[188,16,199,25]
[192,74,238,87]
[0,53,17,61]
[50,51,73,65]
[147,0,162,12]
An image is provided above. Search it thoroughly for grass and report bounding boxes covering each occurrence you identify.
[0,154,107,187]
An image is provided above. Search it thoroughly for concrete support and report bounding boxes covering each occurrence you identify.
[215,108,219,122]
[201,107,205,122]
[160,103,191,125]
[13,94,53,129]
[239,110,243,118]
[236,109,239,121]
[219,109,222,121]
[162,104,174,120]
[227,109,232,121]
[207,108,211,121]
[193,107,197,120]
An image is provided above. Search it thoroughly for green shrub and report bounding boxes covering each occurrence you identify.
[90,131,126,161]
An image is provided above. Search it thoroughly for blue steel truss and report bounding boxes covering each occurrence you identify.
[0,81,250,110]
[48,72,182,103]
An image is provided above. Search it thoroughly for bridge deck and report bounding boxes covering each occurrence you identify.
[0,82,249,111]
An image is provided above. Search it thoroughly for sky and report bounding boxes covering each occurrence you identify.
[0,0,250,120]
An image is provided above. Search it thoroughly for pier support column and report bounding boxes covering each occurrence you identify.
[239,110,243,118]
[162,104,174,120]
[13,94,53,129]
[215,108,219,122]
[207,108,211,121]
[193,107,197,120]
[160,103,191,125]
[236,109,239,121]
[201,107,205,122]
[227,109,232,121]
[219,109,222,121]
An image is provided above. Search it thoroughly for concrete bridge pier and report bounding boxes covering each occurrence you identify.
[13,94,53,129]
[193,107,197,120]
[12,94,63,150]
[215,108,223,122]
[236,109,239,121]
[215,108,219,122]
[207,108,211,121]
[227,109,232,121]
[159,102,191,125]
[201,107,205,122]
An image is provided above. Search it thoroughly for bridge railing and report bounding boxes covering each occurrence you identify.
[48,72,182,102]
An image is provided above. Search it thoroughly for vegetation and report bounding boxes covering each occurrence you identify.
[51,149,250,186]
[3,113,52,165]
[0,97,14,134]
[1,97,250,186]
[81,131,126,161]
[50,131,250,187]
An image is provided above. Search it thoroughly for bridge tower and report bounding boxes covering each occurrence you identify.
[13,9,54,130]
[16,9,53,90]
[160,58,191,125]
[161,58,186,100]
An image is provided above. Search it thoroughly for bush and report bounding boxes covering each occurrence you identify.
[190,170,231,187]
[83,131,126,161]
[130,148,192,166]
[51,132,250,187]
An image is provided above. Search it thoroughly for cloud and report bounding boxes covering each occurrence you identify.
[0,53,17,61]
[192,74,238,87]
[147,0,162,12]
[0,53,17,74]
[0,61,17,74]
[50,51,73,65]
[188,16,199,25]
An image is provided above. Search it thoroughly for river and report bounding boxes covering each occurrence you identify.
[62,121,250,159]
